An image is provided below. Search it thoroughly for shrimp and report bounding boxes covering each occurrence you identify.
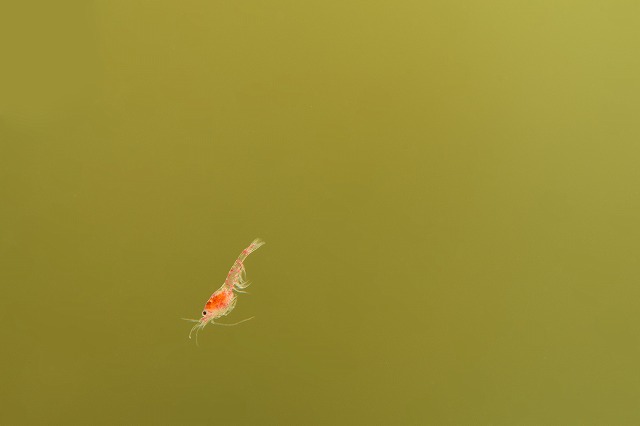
[183,238,265,344]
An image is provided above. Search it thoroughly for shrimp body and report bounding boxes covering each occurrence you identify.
[185,238,265,342]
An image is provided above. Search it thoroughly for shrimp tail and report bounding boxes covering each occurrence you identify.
[224,238,265,290]
[245,238,265,255]
[236,239,265,264]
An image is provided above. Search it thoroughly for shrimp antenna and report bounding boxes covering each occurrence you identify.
[214,316,255,327]
[188,321,206,346]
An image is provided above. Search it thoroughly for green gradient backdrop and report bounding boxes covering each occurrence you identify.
[2,1,640,425]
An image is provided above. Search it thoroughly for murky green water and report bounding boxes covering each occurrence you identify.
[2,1,640,425]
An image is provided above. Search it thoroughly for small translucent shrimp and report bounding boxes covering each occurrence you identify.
[183,238,265,344]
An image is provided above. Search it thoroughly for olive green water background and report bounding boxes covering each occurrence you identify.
[2,2,640,425]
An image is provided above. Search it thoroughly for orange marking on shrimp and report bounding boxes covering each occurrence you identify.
[183,238,265,344]
[205,290,231,310]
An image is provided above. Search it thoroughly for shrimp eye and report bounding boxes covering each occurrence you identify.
[202,311,207,316]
